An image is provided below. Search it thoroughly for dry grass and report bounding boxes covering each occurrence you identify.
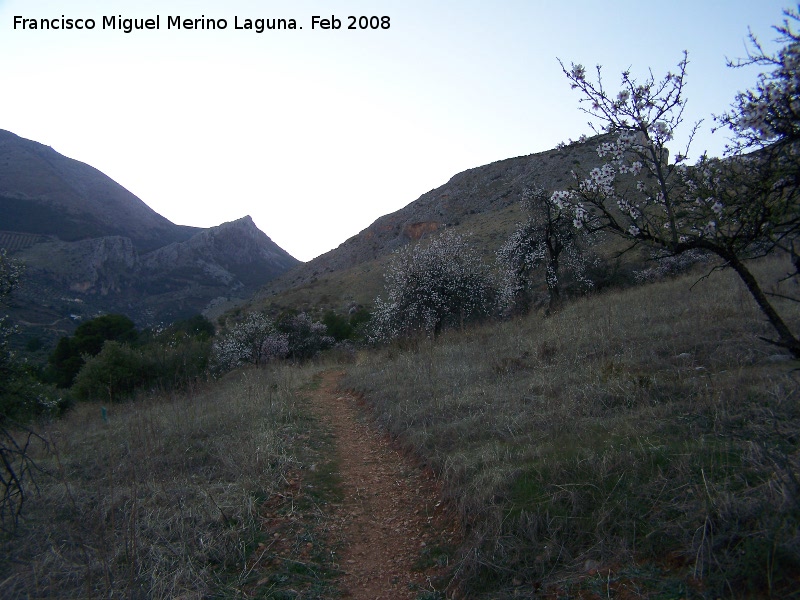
[0,364,327,599]
[4,256,799,598]
[344,257,800,597]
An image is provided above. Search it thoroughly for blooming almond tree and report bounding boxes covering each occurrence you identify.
[211,312,288,371]
[715,7,800,270]
[717,8,800,154]
[497,185,596,313]
[371,229,496,340]
[552,35,800,356]
[275,311,335,361]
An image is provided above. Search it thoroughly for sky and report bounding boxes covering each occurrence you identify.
[0,1,791,261]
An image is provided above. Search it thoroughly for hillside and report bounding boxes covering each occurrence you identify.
[256,136,616,313]
[0,129,198,252]
[0,129,299,340]
[4,261,797,598]
[344,258,800,597]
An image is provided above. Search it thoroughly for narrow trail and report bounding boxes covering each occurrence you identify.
[307,370,462,599]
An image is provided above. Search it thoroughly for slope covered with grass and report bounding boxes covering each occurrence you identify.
[0,365,340,598]
[344,258,800,597]
[4,255,798,598]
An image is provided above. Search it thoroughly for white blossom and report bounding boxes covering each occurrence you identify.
[370,230,496,341]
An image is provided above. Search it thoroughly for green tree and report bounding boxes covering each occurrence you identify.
[48,314,138,387]
[71,341,146,402]
[321,310,355,342]
[169,314,215,341]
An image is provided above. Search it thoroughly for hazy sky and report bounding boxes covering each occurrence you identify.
[0,1,790,261]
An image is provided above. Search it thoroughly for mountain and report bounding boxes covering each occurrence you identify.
[0,129,299,340]
[255,136,618,313]
[0,129,200,252]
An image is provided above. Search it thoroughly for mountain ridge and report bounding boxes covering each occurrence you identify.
[256,136,613,311]
[0,129,200,252]
[0,129,299,340]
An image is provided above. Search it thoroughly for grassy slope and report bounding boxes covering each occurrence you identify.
[344,258,800,598]
[251,204,530,315]
[4,257,799,599]
[0,365,342,599]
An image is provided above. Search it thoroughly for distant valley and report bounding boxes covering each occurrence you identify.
[0,126,616,344]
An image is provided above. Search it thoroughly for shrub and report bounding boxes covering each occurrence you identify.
[321,308,372,343]
[276,311,335,361]
[72,341,148,402]
[322,310,353,342]
[47,314,138,388]
[71,335,211,402]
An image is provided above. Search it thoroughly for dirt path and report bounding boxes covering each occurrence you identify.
[308,370,462,599]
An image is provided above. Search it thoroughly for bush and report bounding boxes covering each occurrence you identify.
[322,311,353,342]
[72,341,147,402]
[72,337,211,402]
[322,308,372,343]
[47,314,138,388]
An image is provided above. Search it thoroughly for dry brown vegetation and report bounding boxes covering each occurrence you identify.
[0,365,337,598]
[3,257,799,599]
[344,257,800,597]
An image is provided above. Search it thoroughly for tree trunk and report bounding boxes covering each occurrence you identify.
[725,251,800,357]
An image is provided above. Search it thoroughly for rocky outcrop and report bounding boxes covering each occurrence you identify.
[145,215,296,280]
[8,216,299,328]
[403,222,440,241]
[66,236,139,295]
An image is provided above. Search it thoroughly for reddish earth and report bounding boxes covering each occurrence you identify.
[308,370,462,599]
[403,222,440,241]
